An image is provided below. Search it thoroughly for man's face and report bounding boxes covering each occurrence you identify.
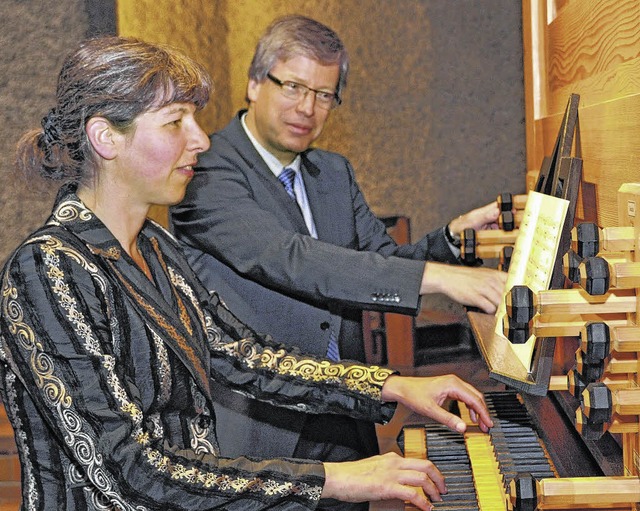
[245,55,340,165]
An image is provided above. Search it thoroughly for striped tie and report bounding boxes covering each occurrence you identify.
[326,331,340,361]
[278,167,296,200]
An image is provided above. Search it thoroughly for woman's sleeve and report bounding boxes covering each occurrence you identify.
[204,291,398,424]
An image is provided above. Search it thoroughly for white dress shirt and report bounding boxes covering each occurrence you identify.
[241,114,318,238]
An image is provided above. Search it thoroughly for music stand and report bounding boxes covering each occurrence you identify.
[468,93,583,395]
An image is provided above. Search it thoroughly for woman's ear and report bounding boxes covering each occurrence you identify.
[85,117,119,160]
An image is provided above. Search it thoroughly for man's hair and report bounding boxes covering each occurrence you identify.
[248,15,349,99]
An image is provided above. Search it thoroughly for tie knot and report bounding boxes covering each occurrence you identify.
[278,167,296,200]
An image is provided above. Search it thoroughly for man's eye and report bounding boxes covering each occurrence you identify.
[283,82,300,92]
[316,92,334,102]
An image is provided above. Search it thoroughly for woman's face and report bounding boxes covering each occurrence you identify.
[114,102,210,207]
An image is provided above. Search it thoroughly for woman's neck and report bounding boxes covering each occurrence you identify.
[76,182,149,259]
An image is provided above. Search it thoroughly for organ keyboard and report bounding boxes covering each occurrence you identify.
[401,390,557,511]
[401,390,640,510]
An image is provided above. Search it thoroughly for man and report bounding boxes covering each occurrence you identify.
[170,14,506,506]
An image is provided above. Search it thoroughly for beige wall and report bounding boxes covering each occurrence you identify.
[117,0,525,239]
[1,1,524,266]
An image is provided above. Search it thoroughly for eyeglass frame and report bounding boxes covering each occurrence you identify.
[265,73,342,110]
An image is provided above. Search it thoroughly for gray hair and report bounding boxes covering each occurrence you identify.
[248,15,349,99]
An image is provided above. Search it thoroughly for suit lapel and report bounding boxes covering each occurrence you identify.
[301,155,340,243]
[228,115,310,234]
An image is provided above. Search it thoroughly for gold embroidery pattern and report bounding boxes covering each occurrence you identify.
[110,264,208,387]
[143,447,322,500]
[51,199,94,224]
[150,238,193,336]
[1,238,138,509]
[90,245,121,260]
[167,266,221,351]
[212,337,393,399]
[189,382,217,456]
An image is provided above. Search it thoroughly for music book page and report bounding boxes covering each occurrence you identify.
[494,191,570,369]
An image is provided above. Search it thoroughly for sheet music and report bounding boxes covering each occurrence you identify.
[494,191,570,369]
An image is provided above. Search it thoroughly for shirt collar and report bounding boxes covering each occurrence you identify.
[240,112,301,176]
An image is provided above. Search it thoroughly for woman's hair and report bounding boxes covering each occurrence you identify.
[248,15,349,99]
[16,36,212,183]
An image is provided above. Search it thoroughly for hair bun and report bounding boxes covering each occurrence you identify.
[41,108,61,148]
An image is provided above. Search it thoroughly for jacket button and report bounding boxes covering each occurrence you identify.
[320,322,330,330]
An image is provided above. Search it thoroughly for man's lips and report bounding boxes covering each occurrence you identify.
[286,121,313,135]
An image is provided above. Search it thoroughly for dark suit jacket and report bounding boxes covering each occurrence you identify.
[170,110,460,459]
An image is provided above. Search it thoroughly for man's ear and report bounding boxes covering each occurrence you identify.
[85,117,119,160]
[247,79,261,103]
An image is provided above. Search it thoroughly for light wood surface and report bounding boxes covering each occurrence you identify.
[523,0,640,228]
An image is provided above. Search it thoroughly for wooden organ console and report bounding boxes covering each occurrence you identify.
[390,2,640,510]
[401,194,640,511]
[400,85,640,510]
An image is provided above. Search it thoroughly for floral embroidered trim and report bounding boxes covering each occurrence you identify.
[143,447,322,500]
[0,370,39,509]
[212,336,394,399]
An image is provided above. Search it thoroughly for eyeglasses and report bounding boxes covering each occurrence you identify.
[266,73,341,110]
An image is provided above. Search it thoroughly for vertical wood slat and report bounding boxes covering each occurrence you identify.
[0,402,20,511]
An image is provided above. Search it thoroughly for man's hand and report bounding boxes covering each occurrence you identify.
[380,374,494,434]
[323,452,445,511]
[448,201,502,234]
[420,262,507,314]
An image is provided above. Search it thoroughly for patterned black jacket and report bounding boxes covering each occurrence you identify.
[0,185,395,510]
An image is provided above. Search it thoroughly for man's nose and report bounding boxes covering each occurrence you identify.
[296,91,316,115]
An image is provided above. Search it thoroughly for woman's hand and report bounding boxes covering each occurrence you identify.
[381,374,494,433]
[323,452,446,511]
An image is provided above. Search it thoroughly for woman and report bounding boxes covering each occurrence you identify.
[0,36,492,511]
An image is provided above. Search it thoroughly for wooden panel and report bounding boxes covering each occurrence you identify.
[545,0,640,115]
[536,94,640,227]
[524,0,640,228]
